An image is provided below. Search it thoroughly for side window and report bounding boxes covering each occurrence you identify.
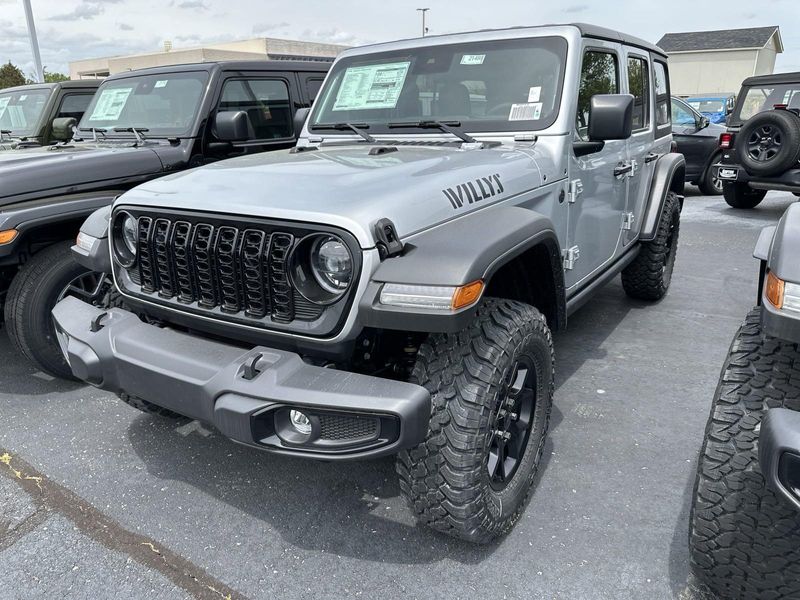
[627,56,650,131]
[671,98,697,127]
[56,93,93,121]
[576,50,619,140]
[306,78,324,104]
[653,60,671,132]
[219,78,293,140]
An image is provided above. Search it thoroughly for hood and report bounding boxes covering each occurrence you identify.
[0,142,164,204]
[119,142,546,247]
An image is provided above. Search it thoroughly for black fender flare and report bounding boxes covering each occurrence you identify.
[359,206,566,333]
[0,191,122,260]
[71,205,113,273]
[640,153,685,242]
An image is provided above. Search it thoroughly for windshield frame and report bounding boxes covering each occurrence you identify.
[308,36,569,136]
[0,87,54,138]
[77,69,211,139]
[730,83,800,127]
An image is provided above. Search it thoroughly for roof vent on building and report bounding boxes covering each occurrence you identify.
[163,40,173,52]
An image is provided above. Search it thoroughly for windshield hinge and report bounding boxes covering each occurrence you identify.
[621,212,635,231]
[374,218,404,260]
[568,179,583,203]
[562,246,580,271]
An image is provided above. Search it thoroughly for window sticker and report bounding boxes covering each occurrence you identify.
[332,61,411,111]
[89,87,134,121]
[460,54,485,65]
[18,95,27,101]
[154,80,168,88]
[528,86,541,102]
[509,102,542,121]
[0,97,10,119]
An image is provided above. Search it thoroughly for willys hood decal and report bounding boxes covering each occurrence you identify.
[118,143,546,247]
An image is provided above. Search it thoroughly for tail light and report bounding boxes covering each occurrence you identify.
[719,133,734,149]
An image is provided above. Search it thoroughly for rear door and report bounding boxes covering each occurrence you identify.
[621,47,656,245]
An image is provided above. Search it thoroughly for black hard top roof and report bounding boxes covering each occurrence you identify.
[0,79,101,94]
[104,59,330,82]
[573,23,668,58]
[741,71,800,87]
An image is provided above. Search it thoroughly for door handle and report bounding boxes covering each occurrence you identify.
[645,152,660,164]
[614,162,633,177]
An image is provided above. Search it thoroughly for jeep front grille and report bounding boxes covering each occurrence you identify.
[132,215,320,324]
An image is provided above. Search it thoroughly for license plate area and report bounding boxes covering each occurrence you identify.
[717,166,739,181]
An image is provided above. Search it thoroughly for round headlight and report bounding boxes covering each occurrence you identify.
[112,211,138,267]
[289,233,355,305]
[311,236,352,294]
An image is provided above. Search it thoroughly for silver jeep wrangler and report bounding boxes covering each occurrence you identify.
[53,24,685,543]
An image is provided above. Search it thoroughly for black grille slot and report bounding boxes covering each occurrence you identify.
[153,219,174,298]
[193,224,217,308]
[137,217,156,293]
[215,226,241,313]
[172,221,194,303]
[319,415,379,441]
[241,230,269,318]
[268,233,294,323]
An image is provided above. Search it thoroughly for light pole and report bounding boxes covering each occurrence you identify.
[416,8,429,37]
[22,0,44,82]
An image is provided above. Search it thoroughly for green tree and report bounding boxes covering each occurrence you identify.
[0,62,26,90]
[43,69,70,83]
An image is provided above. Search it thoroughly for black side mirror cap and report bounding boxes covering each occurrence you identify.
[51,117,77,142]
[699,116,710,130]
[588,94,634,141]
[215,111,252,142]
[293,107,311,137]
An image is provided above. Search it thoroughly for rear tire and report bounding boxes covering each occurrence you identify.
[622,191,680,301]
[698,154,723,196]
[4,241,96,380]
[723,182,767,209]
[689,308,800,599]
[396,298,554,543]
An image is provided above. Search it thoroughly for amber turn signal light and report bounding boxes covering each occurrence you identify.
[0,229,18,245]
[452,280,484,310]
[765,271,785,309]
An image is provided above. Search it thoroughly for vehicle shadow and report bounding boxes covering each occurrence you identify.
[0,331,84,396]
[125,282,633,566]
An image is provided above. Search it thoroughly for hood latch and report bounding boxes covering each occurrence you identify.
[374,218,404,260]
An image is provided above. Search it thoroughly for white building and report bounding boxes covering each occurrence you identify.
[69,37,348,79]
[657,26,783,96]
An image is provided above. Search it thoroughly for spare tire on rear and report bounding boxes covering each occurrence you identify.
[735,109,800,177]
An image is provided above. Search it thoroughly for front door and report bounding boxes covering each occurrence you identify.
[566,42,628,290]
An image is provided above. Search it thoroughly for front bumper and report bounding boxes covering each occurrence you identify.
[760,408,800,511]
[52,296,431,460]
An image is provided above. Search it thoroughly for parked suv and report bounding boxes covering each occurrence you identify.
[54,24,685,542]
[0,80,100,150]
[716,72,800,208]
[690,203,800,598]
[0,60,329,379]
[672,96,726,195]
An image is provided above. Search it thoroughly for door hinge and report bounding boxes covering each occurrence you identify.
[621,212,635,231]
[568,179,583,203]
[563,245,580,270]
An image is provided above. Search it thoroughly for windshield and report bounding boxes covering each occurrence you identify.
[310,36,568,135]
[733,84,800,124]
[79,71,209,137]
[0,88,52,137]
[687,99,725,114]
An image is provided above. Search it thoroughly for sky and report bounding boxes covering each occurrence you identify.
[1,0,798,77]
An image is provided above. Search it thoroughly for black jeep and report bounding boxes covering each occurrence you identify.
[0,60,329,379]
[716,72,800,208]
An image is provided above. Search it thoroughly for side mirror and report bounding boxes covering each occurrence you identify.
[588,94,634,141]
[52,117,77,142]
[293,107,311,137]
[698,115,710,130]
[215,111,252,142]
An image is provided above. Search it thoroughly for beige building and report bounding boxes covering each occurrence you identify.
[69,37,348,79]
[657,26,783,96]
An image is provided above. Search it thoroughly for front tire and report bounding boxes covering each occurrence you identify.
[698,154,724,196]
[723,182,767,209]
[689,308,800,599]
[396,298,554,543]
[4,241,105,380]
[622,191,680,301]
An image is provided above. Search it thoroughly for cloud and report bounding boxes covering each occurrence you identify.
[562,4,589,12]
[299,28,360,46]
[175,0,209,9]
[252,21,290,35]
[117,22,134,31]
[49,2,104,21]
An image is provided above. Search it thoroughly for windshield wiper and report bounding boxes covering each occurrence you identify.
[313,122,375,143]
[78,127,107,141]
[113,127,149,144]
[388,120,477,144]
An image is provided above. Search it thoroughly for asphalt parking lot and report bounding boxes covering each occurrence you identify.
[1,190,796,600]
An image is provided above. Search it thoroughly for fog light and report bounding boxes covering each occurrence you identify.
[289,410,312,435]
